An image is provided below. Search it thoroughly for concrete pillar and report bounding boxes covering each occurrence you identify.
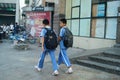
[53,0,65,35]
[15,0,20,24]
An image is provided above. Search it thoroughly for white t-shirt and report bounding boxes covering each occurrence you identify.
[30,27,36,37]
[10,24,14,30]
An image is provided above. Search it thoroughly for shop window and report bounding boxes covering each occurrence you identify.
[80,19,90,36]
[91,19,105,38]
[72,0,80,7]
[92,4,105,17]
[65,0,118,40]
[106,18,117,39]
[71,19,79,35]
[107,1,120,17]
[67,20,71,29]
[80,0,92,18]
[72,7,80,18]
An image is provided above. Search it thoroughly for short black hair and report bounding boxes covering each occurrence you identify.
[42,19,49,25]
[60,18,67,24]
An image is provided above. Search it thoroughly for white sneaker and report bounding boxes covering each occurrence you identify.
[66,67,73,74]
[34,66,42,72]
[52,70,59,76]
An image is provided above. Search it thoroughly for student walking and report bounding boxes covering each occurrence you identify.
[57,18,73,74]
[35,19,59,76]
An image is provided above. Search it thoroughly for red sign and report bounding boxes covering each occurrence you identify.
[26,11,51,37]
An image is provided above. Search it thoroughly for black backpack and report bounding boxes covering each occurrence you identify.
[44,28,58,49]
[63,28,73,48]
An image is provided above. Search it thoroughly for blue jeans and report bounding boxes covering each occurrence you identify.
[38,50,58,71]
[58,49,71,67]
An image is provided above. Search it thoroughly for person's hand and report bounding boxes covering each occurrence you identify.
[42,46,44,51]
[58,36,61,42]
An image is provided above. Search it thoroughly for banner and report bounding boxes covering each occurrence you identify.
[26,11,51,37]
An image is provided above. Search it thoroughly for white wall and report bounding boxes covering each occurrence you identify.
[73,36,116,49]
[15,0,20,23]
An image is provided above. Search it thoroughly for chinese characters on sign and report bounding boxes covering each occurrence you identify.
[26,11,51,37]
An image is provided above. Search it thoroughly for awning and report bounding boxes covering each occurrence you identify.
[0,3,16,16]
[0,3,16,11]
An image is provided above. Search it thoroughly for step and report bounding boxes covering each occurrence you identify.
[114,44,120,48]
[76,59,120,75]
[103,51,120,59]
[89,56,120,67]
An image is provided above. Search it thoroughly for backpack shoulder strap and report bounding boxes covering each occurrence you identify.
[44,28,53,35]
[44,28,48,31]
[63,27,69,32]
[44,27,52,31]
[63,27,68,35]
[64,27,68,29]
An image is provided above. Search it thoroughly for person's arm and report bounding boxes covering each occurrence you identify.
[40,28,46,51]
[41,37,44,51]
[58,28,64,42]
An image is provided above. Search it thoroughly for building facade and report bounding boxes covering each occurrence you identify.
[65,0,120,49]
[23,0,120,49]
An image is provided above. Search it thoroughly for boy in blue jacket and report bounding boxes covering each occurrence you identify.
[57,18,73,74]
[35,19,59,76]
